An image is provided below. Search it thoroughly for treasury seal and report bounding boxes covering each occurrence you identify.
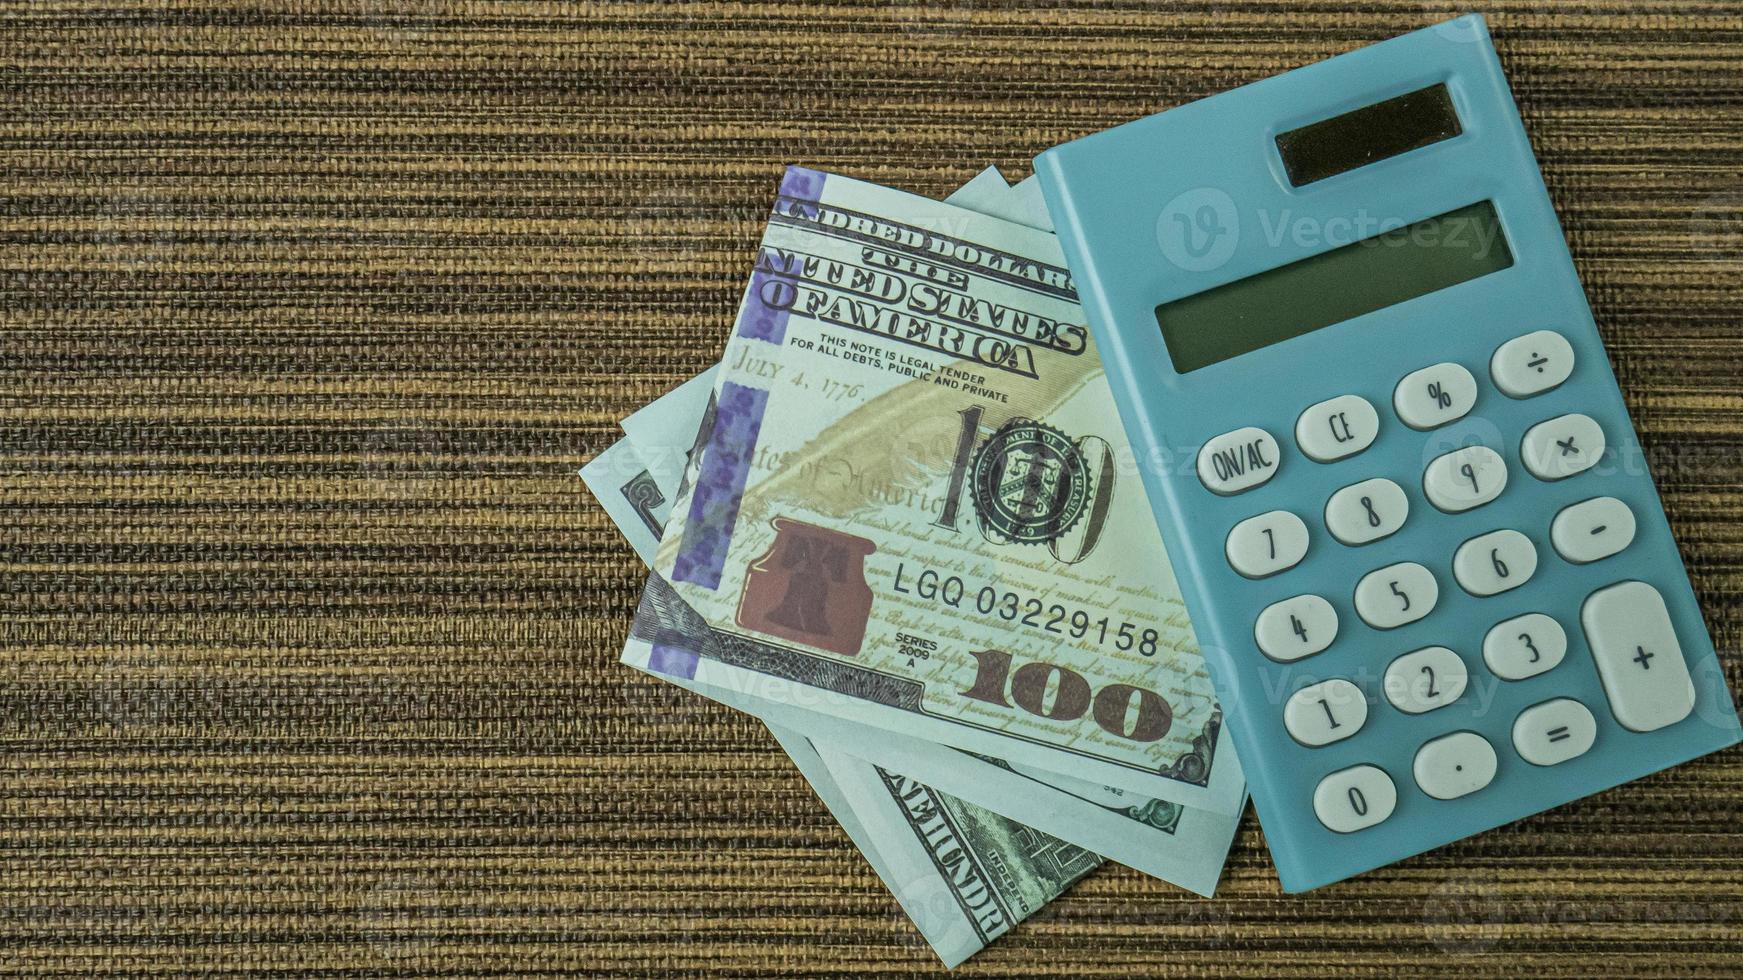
[970,419,1092,544]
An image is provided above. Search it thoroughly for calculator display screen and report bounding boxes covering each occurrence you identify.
[1154,200,1512,373]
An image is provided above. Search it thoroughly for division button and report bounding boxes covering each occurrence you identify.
[1197,426,1281,495]
[1313,765,1397,833]
[1284,679,1368,747]
[1582,581,1696,732]
[1226,510,1310,578]
[1395,362,1477,430]
[1551,496,1636,564]
[1512,698,1598,766]
[1423,445,1507,513]
[1482,612,1567,680]
[1296,394,1380,462]
[1413,731,1498,800]
[1324,477,1409,545]
[1491,330,1575,398]
[1521,413,1605,481]
[1255,594,1338,662]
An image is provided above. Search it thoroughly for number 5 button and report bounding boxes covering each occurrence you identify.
[1226,511,1309,578]
[1355,562,1438,629]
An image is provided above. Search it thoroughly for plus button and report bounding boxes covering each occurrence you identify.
[1633,645,1655,670]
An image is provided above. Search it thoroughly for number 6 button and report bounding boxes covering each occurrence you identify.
[1453,529,1538,596]
[1355,562,1438,629]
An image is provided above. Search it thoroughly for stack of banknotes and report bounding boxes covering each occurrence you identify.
[583,166,1247,968]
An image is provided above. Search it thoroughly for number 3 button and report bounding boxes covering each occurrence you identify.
[1355,562,1438,629]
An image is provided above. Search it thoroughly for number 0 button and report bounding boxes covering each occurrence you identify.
[1355,562,1438,629]
[1226,511,1309,578]
[1284,679,1367,746]
[1313,765,1397,833]
[1255,594,1338,662]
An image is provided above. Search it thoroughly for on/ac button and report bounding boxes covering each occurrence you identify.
[1197,426,1281,495]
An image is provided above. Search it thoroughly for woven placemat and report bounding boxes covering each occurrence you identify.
[2,2,1741,975]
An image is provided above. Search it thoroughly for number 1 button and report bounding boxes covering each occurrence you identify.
[1284,679,1367,746]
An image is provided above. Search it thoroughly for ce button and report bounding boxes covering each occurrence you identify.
[1296,394,1379,463]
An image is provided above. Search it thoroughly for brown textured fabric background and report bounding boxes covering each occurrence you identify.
[2,1,1742,975]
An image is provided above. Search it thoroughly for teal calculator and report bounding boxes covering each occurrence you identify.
[1035,15,1743,891]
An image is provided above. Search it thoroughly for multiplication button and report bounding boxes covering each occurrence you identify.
[1491,330,1575,398]
[1313,765,1397,833]
[1582,581,1696,732]
[1197,426,1280,495]
[1521,413,1604,481]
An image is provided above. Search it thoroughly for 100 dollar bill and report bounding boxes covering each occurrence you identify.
[649,168,1242,812]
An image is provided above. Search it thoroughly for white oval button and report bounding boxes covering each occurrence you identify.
[1197,426,1280,495]
[1582,581,1696,732]
[1324,478,1408,545]
[1384,646,1468,714]
[1413,731,1498,800]
[1284,679,1367,747]
[1552,496,1635,564]
[1483,613,1567,680]
[1354,562,1438,629]
[1423,445,1508,513]
[1512,698,1597,766]
[1296,394,1379,462]
[1313,765,1397,833]
[1521,413,1605,481]
[1491,329,1575,398]
[1453,529,1538,597]
[1395,362,1477,430]
[1255,594,1338,662]
[1226,511,1309,578]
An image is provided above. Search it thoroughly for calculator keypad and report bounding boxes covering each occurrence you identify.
[1255,594,1337,662]
[1354,562,1438,629]
[1296,394,1379,462]
[1423,445,1507,512]
[1452,529,1537,596]
[1551,496,1634,563]
[1394,362,1477,429]
[1491,330,1575,398]
[1312,765,1396,833]
[1226,511,1309,578]
[1512,698,1597,766]
[1482,613,1567,680]
[1413,731,1498,799]
[1384,647,1468,714]
[1284,679,1367,746]
[1324,478,1408,545]
[1521,413,1605,481]
[1582,581,1695,732]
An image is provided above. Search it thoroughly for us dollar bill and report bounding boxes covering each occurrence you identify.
[647,167,1243,812]
[589,360,1235,891]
